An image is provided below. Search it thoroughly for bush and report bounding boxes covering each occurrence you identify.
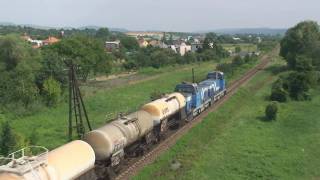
[216,63,233,74]
[265,102,278,121]
[0,121,16,155]
[270,88,288,102]
[43,77,61,107]
[231,56,245,67]
[150,90,164,101]
[270,79,289,102]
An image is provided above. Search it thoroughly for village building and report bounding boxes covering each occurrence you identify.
[191,43,203,52]
[126,31,164,40]
[42,36,60,46]
[177,42,192,56]
[138,38,149,47]
[105,40,120,52]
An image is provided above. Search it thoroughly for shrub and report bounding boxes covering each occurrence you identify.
[270,79,289,102]
[150,91,164,101]
[270,88,288,102]
[216,63,233,74]
[265,102,278,121]
[286,72,311,101]
[43,77,61,107]
[0,121,16,155]
[231,55,245,67]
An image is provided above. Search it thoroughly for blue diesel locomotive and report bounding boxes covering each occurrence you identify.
[175,71,227,120]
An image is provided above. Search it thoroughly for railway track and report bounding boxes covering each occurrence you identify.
[115,53,272,180]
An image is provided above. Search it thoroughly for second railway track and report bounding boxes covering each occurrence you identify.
[115,53,272,180]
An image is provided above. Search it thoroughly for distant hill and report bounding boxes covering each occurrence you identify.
[78,26,128,32]
[0,22,129,32]
[199,28,287,35]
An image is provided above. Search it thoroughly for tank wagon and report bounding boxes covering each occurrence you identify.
[84,92,186,178]
[0,71,226,180]
[0,140,95,180]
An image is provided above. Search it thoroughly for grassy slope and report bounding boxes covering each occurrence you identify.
[134,59,320,180]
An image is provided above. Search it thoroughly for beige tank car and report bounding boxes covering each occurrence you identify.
[0,140,95,180]
[83,110,154,161]
[141,92,186,124]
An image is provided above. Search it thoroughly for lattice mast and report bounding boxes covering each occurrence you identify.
[66,60,92,141]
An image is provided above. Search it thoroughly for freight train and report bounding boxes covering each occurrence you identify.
[0,71,226,180]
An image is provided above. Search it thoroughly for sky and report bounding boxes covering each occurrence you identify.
[0,0,319,32]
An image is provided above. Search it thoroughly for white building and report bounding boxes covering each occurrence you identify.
[105,40,120,52]
[178,43,192,56]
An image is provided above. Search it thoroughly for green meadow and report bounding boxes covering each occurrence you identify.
[134,58,320,179]
[1,49,267,150]
[222,43,258,52]
[3,58,248,150]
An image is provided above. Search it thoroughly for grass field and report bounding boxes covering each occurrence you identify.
[133,58,320,179]
[222,43,258,52]
[0,47,270,152]
[3,57,259,150]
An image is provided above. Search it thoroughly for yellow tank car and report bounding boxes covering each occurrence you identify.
[141,92,186,125]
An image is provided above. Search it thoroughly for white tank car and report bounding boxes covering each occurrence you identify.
[0,140,95,180]
[83,110,154,162]
[141,92,186,124]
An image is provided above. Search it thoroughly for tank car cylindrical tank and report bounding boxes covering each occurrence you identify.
[141,92,186,124]
[83,110,154,161]
[0,140,95,180]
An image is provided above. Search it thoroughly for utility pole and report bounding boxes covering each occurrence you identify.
[65,59,92,141]
[192,68,195,83]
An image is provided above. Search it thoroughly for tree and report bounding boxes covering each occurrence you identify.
[203,33,218,50]
[95,28,110,40]
[287,72,311,100]
[265,102,278,121]
[42,76,61,106]
[235,46,241,53]
[280,21,320,69]
[48,35,112,81]
[0,35,41,108]
[120,36,139,51]
[0,121,16,155]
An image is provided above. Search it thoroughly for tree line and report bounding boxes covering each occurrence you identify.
[271,21,320,102]
[0,29,232,116]
[265,21,320,121]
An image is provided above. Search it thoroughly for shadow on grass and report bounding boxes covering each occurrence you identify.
[264,65,287,75]
[257,116,274,122]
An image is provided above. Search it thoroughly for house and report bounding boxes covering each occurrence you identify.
[21,34,59,48]
[105,40,120,52]
[126,31,164,40]
[148,40,160,47]
[138,38,149,48]
[168,45,177,53]
[21,34,43,48]
[191,43,203,53]
[42,36,60,46]
[178,43,191,56]
[233,37,241,41]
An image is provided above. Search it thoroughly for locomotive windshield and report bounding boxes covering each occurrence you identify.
[207,72,224,80]
[175,84,196,94]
